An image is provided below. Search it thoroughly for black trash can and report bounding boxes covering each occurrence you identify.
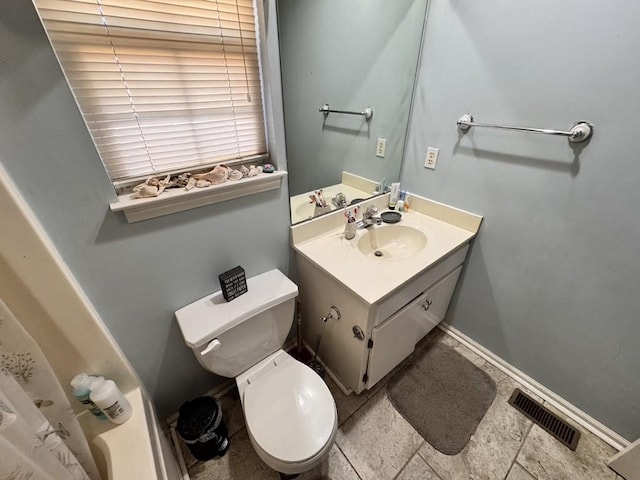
[176,396,229,461]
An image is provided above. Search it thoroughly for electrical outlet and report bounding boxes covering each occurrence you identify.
[424,147,439,169]
[376,138,386,158]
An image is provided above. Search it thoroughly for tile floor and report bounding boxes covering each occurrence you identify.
[181,329,622,480]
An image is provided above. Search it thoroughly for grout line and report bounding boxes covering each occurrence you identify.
[335,441,364,480]
[504,421,535,480]
[392,442,424,480]
[391,440,444,480]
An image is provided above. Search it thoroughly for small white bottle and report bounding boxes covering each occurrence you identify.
[89,376,132,424]
[70,373,107,419]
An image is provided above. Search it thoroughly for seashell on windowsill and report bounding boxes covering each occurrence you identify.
[130,163,269,200]
[193,164,228,184]
[228,168,243,181]
[132,174,171,198]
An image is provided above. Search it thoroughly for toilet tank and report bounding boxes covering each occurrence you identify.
[175,269,298,378]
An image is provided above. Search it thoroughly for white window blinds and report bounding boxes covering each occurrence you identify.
[33,0,267,182]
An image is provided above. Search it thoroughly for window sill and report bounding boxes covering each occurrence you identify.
[109,170,287,223]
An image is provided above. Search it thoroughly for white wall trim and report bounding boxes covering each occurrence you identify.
[439,323,630,451]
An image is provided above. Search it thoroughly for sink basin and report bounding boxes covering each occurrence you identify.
[357,225,428,260]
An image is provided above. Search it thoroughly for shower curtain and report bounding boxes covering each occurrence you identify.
[0,298,101,480]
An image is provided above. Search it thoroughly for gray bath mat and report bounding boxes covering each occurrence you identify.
[387,342,497,455]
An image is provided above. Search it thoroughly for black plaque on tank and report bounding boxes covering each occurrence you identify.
[218,266,247,302]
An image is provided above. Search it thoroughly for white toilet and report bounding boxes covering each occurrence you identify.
[175,269,337,475]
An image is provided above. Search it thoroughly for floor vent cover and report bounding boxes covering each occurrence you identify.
[508,388,580,451]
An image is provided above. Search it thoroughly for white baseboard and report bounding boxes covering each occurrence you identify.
[439,323,629,451]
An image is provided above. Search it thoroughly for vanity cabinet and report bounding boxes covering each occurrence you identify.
[366,265,462,388]
[296,244,469,395]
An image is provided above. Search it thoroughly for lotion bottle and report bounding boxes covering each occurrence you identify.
[90,376,132,424]
[388,182,401,209]
[71,373,107,419]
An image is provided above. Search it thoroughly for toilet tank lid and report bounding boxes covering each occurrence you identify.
[175,269,298,348]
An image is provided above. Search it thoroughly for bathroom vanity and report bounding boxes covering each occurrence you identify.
[290,193,482,394]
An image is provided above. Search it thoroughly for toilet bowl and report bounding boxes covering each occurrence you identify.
[175,269,337,475]
[237,350,337,474]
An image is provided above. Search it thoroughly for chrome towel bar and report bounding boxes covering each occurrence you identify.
[319,103,373,121]
[457,113,593,143]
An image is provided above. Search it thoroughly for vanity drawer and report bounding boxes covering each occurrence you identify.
[372,244,468,327]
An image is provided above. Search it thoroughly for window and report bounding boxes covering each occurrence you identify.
[33,0,268,185]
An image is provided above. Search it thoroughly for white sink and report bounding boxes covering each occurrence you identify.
[291,195,481,305]
[357,225,427,260]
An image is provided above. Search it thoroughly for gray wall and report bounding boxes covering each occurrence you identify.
[0,0,290,417]
[402,0,640,440]
[279,0,427,196]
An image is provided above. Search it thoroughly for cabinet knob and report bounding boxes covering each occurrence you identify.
[352,325,365,341]
[422,299,433,311]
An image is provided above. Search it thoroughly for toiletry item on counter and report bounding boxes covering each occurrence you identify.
[403,193,411,212]
[90,376,132,424]
[344,207,358,240]
[388,182,401,209]
[71,373,107,419]
[376,178,388,194]
[396,189,406,212]
[381,211,402,224]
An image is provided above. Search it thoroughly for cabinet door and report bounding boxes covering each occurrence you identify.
[415,266,462,342]
[366,296,419,389]
[365,265,463,389]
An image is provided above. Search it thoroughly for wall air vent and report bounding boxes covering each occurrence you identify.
[508,388,580,451]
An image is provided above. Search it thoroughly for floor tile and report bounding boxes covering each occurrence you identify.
[418,395,532,480]
[297,444,361,480]
[325,375,368,426]
[336,389,423,480]
[177,331,621,480]
[505,463,535,480]
[188,428,277,480]
[395,452,441,480]
[516,415,618,480]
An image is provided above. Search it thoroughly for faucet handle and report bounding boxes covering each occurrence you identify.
[364,205,378,218]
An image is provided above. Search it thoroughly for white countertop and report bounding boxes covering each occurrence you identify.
[291,194,482,305]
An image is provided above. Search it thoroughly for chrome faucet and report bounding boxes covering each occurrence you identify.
[357,205,381,228]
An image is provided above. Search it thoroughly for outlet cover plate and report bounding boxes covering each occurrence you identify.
[425,147,439,169]
[376,138,386,158]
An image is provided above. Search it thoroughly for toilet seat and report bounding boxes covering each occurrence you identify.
[241,351,337,471]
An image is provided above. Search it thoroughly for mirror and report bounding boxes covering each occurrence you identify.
[277,0,429,224]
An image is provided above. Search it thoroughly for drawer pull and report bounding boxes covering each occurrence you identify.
[422,299,433,311]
